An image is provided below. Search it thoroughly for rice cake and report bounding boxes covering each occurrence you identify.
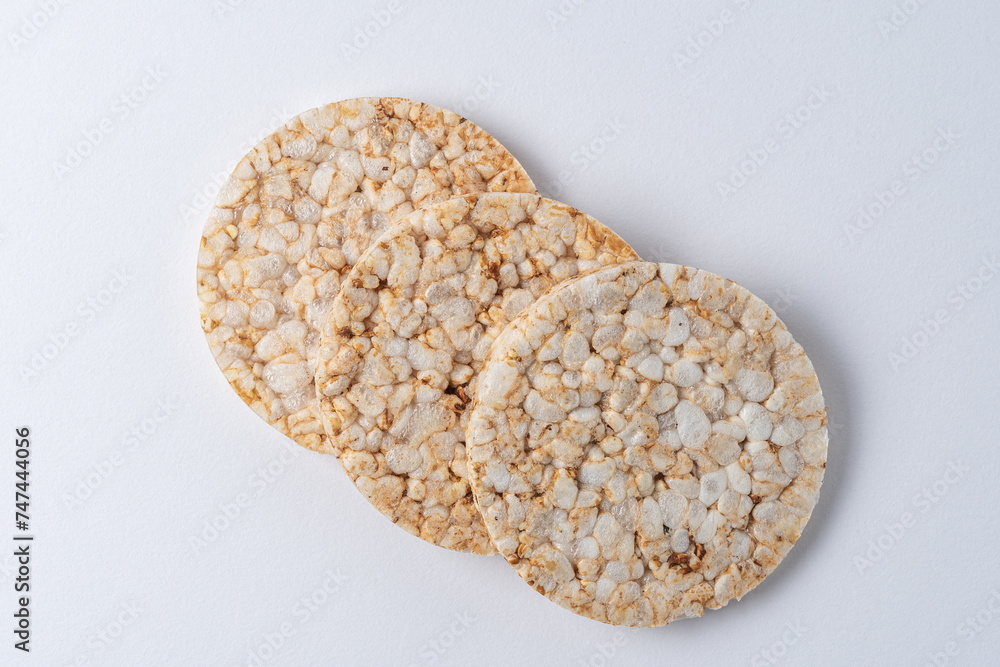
[315,193,639,553]
[467,261,827,625]
[197,97,535,454]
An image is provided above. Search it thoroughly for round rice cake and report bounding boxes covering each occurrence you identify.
[315,193,639,554]
[467,261,828,625]
[197,97,535,455]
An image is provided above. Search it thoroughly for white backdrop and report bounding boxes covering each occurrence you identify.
[2,1,999,665]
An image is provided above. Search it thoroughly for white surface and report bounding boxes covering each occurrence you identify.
[2,1,998,665]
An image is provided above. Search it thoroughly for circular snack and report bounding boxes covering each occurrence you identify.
[467,261,827,625]
[315,193,639,553]
[197,97,535,454]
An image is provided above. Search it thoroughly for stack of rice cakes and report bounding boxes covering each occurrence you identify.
[197,97,828,627]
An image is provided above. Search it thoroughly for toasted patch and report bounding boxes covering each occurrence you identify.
[315,193,639,554]
[197,97,535,454]
[466,261,828,625]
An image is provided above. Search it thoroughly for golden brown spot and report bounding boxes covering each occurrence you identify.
[486,261,500,281]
